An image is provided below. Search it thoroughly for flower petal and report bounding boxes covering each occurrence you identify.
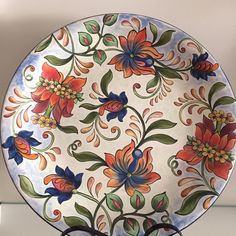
[66,77,87,92]
[49,93,60,106]
[205,159,232,180]
[107,112,119,121]
[8,146,18,159]
[42,63,61,81]
[45,187,60,196]
[58,192,72,204]
[74,173,83,189]
[105,153,116,168]
[107,178,123,188]
[52,104,62,123]
[203,129,212,143]
[65,167,75,181]
[56,165,66,177]
[44,174,58,185]
[2,136,14,148]
[21,153,38,160]
[218,135,228,150]
[18,130,33,138]
[119,36,129,52]
[119,91,128,104]
[176,145,199,164]
[27,137,41,147]
[32,100,49,113]
[15,154,23,165]
[209,133,220,147]
[125,180,135,196]
[117,108,127,122]
[224,138,236,152]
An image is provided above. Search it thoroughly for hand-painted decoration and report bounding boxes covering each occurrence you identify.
[1,13,235,236]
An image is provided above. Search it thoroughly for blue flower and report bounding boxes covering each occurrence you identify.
[190,52,219,81]
[44,166,83,204]
[98,91,128,122]
[2,131,41,165]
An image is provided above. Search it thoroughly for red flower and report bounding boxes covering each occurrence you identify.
[108,28,163,78]
[104,140,161,196]
[176,116,235,180]
[31,63,86,123]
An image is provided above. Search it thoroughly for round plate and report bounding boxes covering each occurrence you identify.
[1,13,236,236]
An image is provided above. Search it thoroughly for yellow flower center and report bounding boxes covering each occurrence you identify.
[191,139,230,162]
[127,173,132,178]
[31,115,57,129]
[208,110,234,124]
[39,78,78,99]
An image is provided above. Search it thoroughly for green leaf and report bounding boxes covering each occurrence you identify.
[93,50,107,65]
[151,192,169,212]
[75,203,93,221]
[123,218,140,236]
[149,22,158,43]
[63,216,88,227]
[84,20,100,34]
[80,111,99,124]
[79,103,100,110]
[57,124,78,134]
[157,66,182,80]
[106,193,123,212]
[153,30,175,47]
[208,82,226,106]
[103,14,118,26]
[175,190,217,215]
[86,162,106,171]
[146,74,160,90]
[44,55,73,66]
[19,175,46,198]
[130,191,145,210]
[146,119,177,134]
[76,92,84,102]
[100,70,113,96]
[78,32,93,46]
[103,34,118,47]
[35,35,52,52]
[143,218,158,236]
[213,96,236,110]
[143,134,177,145]
[72,151,107,165]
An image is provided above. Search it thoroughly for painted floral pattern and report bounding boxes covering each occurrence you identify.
[1,13,236,236]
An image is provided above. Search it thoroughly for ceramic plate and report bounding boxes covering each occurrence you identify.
[1,13,236,236]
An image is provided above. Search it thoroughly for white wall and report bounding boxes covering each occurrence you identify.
[0,0,236,235]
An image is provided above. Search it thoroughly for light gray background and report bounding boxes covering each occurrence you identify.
[0,0,236,235]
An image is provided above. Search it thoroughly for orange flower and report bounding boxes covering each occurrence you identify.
[31,63,86,123]
[104,140,160,196]
[108,28,163,78]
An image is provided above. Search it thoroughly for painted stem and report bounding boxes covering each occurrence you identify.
[43,196,62,222]
[74,191,112,230]
[178,100,210,125]
[94,117,121,141]
[154,59,192,72]
[31,131,55,153]
[92,186,121,232]
[133,76,163,99]
[201,159,219,196]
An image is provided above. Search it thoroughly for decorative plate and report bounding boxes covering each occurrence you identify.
[1,13,236,236]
